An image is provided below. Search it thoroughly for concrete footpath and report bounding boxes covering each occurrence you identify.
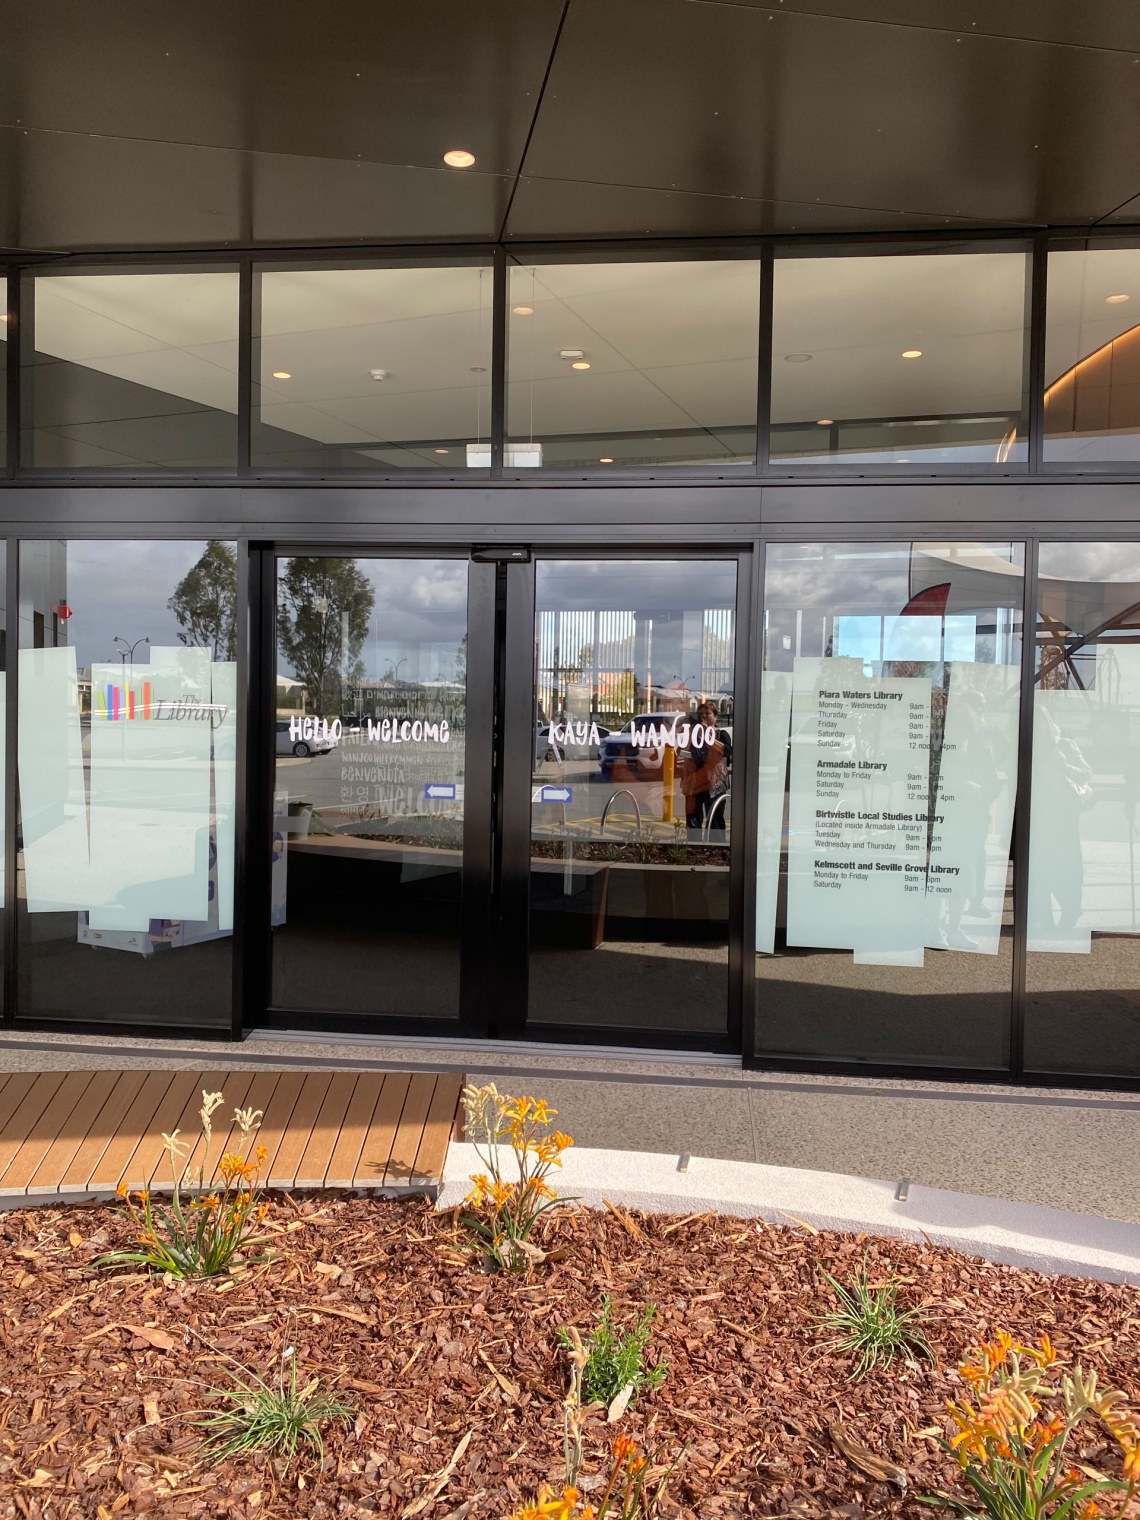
[438,1141,1140,1285]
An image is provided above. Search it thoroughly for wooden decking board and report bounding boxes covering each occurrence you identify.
[295,1073,358,1188]
[384,1072,437,1186]
[356,1071,412,1185]
[325,1072,386,1188]
[0,1071,98,1194]
[85,1072,179,1193]
[26,1069,122,1194]
[268,1071,333,1188]
[58,1070,149,1192]
[0,1069,462,1200]
[413,1072,464,1183]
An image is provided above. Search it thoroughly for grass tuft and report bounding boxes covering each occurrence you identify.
[817,1258,932,1380]
[195,1339,352,1471]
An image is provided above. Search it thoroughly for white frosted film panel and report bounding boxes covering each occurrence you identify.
[87,647,213,931]
[212,661,237,932]
[755,670,793,954]
[1027,689,1093,953]
[786,659,932,961]
[926,662,1020,955]
[18,646,93,912]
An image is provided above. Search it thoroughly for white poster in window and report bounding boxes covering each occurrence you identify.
[925,662,1020,955]
[86,647,213,931]
[786,659,931,963]
[212,660,237,933]
[18,646,94,912]
[755,670,792,955]
[1027,689,1093,953]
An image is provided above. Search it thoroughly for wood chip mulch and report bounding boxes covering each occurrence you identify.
[1,1193,1138,1520]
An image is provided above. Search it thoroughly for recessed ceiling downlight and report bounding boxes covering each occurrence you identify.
[272,370,292,379]
[571,360,591,370]
[783,353,812,363]
[816,418,834,426]
[513,305,534,315]
[901,349,923,359]
[443,149,476,168]
[599,457,614,463]
[1106,293,1131,304]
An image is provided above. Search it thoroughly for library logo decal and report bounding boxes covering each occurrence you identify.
[95,681,229,727]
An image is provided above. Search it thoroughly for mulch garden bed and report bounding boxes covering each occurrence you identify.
[1,1194,1138,1520]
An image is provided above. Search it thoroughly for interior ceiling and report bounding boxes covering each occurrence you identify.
[3,0,1140,254]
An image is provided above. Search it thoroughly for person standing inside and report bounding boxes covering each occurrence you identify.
[681,699,730,833]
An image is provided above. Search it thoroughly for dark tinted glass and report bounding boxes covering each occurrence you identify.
[770,253,1030,467]
[253,264,492,469]
[508,261,760,470]
[530,559,737,1035]
[756,541,1024,1069]
[1025,542,1140,1076]
[1044,248,1140,465]
[271,556,468,1020]
[22,270,239,469]
[16,540,237,1026]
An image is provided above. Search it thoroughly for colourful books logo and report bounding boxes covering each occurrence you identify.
[95,681,153,721]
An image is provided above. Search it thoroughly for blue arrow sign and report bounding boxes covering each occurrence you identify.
[424,783,457,800]
[539,785,573,804]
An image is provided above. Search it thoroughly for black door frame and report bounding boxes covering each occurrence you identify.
[246,539,754,1054]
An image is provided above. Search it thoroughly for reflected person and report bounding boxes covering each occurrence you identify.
[682,699,730,835]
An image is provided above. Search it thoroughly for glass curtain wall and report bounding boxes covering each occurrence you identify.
[21,268,240,469]
[16,540,238,1026]
[530,559,737,1033]
[770,251,1030,467]
[270,556,468,1020]
[1026,543,1140,1076]
[1045,247,1140,466]
[755,541,1024,1068]
[252,263,492,470]
[507,260,760,470]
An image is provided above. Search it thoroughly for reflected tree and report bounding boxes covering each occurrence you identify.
[277,557,375,716]
[168,540,237,659]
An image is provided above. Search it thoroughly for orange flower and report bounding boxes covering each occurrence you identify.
[613,1432,638,1461]
[116,1180,129,1199]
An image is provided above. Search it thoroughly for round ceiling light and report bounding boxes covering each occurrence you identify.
[783,353,812,363]
[599,456,614,463]
[572,360,591,370]
[816,418,834,426]
[901,349,923,359]
[443,149,476,168]
[272,370,292,379]
[513,305,534,315]
[1106,293,1131,304]
[434,448,449,454]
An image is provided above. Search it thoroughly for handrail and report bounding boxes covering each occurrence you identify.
[599,788,643,836]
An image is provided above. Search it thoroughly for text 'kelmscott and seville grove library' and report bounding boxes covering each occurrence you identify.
[7,0,1140,1089]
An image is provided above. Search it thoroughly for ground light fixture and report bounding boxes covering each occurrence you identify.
[272,370,291,379]
[1106,293,1131,303]
[443,149,475,167]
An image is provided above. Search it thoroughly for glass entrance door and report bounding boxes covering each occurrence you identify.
[526,558,741,1043]
[268,553,470,1026]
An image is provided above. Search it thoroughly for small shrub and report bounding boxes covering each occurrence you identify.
[817,1256,932,1379]
[462,1084,573,1272]
[559,1295,667,1411]
[96,1089,270,1279]
[924,1331,1140,1520]
[195,1338,352,1472]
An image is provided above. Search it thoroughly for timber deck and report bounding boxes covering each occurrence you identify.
[0,1069,463,1203]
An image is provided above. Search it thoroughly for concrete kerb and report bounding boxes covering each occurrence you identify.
[438,1142,1140,1286]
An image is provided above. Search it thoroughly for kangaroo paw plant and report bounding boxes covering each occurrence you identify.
[461,1083,573,1272]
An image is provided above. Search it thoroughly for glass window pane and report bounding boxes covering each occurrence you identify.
[530,559,737,1035]
[22,270,239,469]
[756,541,1024,1069]
[770,253,1030,468]
[1026,543,1140,1077]
[508,261,760,470]
[16,540,238,1027]
[271,556,467,1020]
[1044,248,1140,465]
[252,264,492,470]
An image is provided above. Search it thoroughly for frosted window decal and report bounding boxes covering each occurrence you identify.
[18,646,93,912]
[926,662,1020,955]
[212,661,237,933]
[87,647,213,931]
[756,671,792,955]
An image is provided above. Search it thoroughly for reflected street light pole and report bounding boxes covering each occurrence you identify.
[113,635,150,664]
